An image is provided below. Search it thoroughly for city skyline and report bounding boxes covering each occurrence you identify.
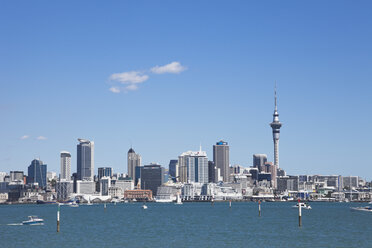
[1,1,372,179]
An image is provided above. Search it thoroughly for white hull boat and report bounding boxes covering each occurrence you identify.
[292,203,312,210]
[22,216,44,225]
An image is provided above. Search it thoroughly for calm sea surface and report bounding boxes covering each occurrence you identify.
[0,202,371,247]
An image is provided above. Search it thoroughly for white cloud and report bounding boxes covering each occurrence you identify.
[151,61,187,74]
[36,136,47,140]
[109,71,149,84]
[20,135,29,140]
[108,62,187,93]
[109,87,121,93]
[109,71,149,92]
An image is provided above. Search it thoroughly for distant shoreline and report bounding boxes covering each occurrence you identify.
[1,200,370,205]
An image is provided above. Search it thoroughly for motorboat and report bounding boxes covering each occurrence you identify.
[351,206,372,212]
[142,203,148,209]
[22,216,44,225]
[292,202,312,210]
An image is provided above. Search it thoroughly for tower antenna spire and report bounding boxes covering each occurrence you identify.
[274,81,277,112]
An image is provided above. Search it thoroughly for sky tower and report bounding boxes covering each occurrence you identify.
[270,86,282,168]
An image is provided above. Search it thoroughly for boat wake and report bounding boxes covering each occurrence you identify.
[7,223,44,226]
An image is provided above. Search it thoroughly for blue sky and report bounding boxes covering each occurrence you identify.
[1,1,371,179]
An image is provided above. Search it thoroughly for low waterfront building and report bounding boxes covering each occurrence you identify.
[108,186,123,198]
[156,186,177,202]
[124,189,152,201]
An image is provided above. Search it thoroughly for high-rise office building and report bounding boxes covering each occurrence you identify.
[168,159,178,180]
[10,171,24,182]
[98,167,112,179]
[28,159,47,188]
[253,154,268,172]
[270,87,282,168]
[213,140,230,182]
[140,163,164,196]
[77,139,94,181]
[127,148,141,180]
[60,151,71,181]
[179,149,209,184]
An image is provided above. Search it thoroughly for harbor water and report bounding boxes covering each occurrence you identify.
[1,202,371,247]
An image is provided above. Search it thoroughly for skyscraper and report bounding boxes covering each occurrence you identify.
[28,159,47,188]
[140,163,164,196]
[270,87,282,168]
[77,139,94,181]
[127,148,141,180]
[178,149,209,184]
[213,140,230,182]
[60,151,71,181]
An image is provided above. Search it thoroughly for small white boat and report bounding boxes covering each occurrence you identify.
[292,202,312,210]
[69,201,79,207]
[22,216,44,225]
[351,206,372,212]
[142,204,148,209]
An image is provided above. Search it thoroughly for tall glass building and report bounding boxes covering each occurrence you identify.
[28,159,47,188]
[77,139,94,181]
